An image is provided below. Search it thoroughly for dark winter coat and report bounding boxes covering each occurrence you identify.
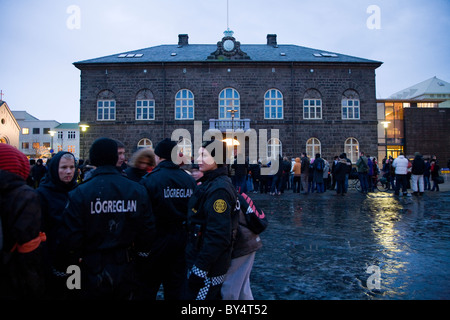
[186,166,239,277]
[232,210,262,259]
[411,155,425,175]
[0,169,44,298]
[37,152,78,270]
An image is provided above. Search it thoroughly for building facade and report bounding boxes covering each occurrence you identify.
[53,123,81,159]
[74,32,382,163]
[0,101,20,148]
[377,77,450,163]
[12,111,60,158]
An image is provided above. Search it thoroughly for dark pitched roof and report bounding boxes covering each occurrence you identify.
[74,43,382,67]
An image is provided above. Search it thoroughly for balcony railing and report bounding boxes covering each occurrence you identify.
[209,119,251,132]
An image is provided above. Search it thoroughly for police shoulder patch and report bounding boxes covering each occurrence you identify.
[213,199,227,213]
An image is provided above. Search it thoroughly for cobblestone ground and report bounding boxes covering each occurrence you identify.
[249,179,450,300]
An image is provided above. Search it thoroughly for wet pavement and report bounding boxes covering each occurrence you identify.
[249,179,450,300]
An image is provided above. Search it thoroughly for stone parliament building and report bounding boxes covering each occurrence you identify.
[74,32,382,164]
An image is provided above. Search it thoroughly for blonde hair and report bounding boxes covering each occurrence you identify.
[129,148,156,168]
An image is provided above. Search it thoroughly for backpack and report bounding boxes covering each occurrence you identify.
[315,159,324,172]
[238,193,268,234]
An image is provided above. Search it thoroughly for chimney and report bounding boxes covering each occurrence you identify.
[178,34,189,46]
[267,34,277,47]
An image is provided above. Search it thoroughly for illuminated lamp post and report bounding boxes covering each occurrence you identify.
[78,123,90,159]
[381,121,391,159]
[49,130,56,155]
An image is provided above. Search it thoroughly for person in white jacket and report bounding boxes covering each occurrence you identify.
[392,153,410,196]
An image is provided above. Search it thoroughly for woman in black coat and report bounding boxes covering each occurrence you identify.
[37,151,78,298]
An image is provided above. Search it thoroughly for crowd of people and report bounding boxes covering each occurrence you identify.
[1,139,446,301]
[229,151,446,197]
[0,138,261,300]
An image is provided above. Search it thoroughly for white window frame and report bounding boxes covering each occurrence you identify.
[303,99,322,119]
[219,88,240,119]
[342,99,360,120]
[136,99,155,120]
[267,138,282,159]
[306,138,321,158]
[137,138,153,149]
[175,89,195,120]
[264,89,284,119]
[344,138,359,163]
[178,138,192,158]
[97,100,116,121]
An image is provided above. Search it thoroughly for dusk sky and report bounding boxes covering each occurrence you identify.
[1,0,449,123]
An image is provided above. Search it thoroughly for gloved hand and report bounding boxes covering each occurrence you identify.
[188,265,207,291]
[188,272,205,292]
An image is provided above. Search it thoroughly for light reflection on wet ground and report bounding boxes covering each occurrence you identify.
[249,190,450,300]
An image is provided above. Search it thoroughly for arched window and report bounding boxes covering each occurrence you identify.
[97,90,116,121]
[306,138,321,157]
[177,138,192,158]
[344,138,359,163]
[264,89,283,119]
[267,138,282,159]
[135,89,155,120]
[219,88,240,119]
[342,89,360,120]
[175,89,194,120]
[303,89,322,119]
[137,138,153,149]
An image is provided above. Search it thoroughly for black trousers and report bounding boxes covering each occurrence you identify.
[135,231,187,300]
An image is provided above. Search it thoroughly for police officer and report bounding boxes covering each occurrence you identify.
[58,138,156,299]
[137,138,196,300]
[185,140,239,300]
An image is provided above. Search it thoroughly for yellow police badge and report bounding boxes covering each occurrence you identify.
[213,199,227,213]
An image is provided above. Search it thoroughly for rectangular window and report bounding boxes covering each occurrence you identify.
[58,131,64,139]
[303,99,322,119]
[136,100,155,120]
[342,99,360,120]
[97,100,116,121]
[22,142,29,149]
[44,128,50,134]
[33,128,40,134]
[68,131,76,139]
[22,128,29,135]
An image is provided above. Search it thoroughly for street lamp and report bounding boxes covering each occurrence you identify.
[227,108,239,132]
[49,130,57,154]
[381,121,390,159]
[78,123,90,159]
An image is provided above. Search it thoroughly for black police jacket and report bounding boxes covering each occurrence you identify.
[140,160,196,231]
[185,166,239,277]
[59,166,156,262]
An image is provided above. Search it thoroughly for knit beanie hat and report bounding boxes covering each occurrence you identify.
[154,138,177,161]
[89,138,118,167]
[0,144,30,180]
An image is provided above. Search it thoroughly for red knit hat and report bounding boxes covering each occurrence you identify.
[0,144,30,180]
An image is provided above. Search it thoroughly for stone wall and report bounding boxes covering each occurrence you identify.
[78,62,378,162]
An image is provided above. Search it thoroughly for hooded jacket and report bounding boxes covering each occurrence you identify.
[392,155,409,175]
[292,158,301,176]
[37,152,78,268]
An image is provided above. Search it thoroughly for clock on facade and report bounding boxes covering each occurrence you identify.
[223,39,235,52]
